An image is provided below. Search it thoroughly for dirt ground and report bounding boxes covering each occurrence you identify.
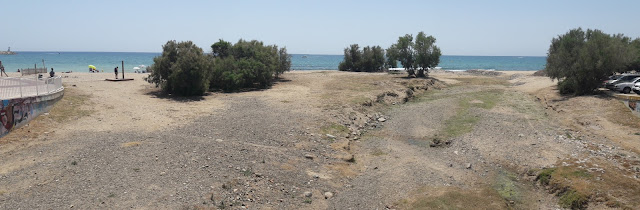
[0,70,638,209]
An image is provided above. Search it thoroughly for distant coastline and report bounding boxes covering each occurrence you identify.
[0,51,17,55]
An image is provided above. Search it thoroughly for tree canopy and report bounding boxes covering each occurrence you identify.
[338,44,385,72]
[146,40,211,96]
[546,28,638,95]
[387,32,441,77]
[146,39,291,96]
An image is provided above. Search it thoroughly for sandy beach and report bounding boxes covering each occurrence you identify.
[1,70,639,209]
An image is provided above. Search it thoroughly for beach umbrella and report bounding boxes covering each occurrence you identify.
[88,65,96,70]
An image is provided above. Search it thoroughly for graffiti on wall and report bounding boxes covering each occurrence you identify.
[630,100,640,113]
[0,97,53,137]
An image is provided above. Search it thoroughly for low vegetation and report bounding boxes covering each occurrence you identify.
[397,187,508,210]
[438,90,503,143]
[535,159,640,209]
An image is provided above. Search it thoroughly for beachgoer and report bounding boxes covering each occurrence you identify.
[114,67,118,79]
[0,60,7,77]
[50,68,55,77]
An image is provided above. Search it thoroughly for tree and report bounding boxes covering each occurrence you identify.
[395,34,415,76]
[277,47,292,78]
[339,44,362,71]
[388,32,442,77]
[546,28,635,95]
[629,38,640,71]
[211,39,232,58]
[338,44,385,72]
[385,44,399,68]
[146,40,210,96]
[414,32,442,77]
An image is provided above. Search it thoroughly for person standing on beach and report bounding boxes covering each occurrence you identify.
[50,68,55,77]
[114,67,118,79]
[0,60,7,77]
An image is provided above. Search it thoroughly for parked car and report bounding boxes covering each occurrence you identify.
[633,82,640,94]
[607,74,640,90]
[614,77,640,94]
[603,75,624,87]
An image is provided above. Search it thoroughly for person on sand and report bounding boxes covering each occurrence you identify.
[50,68,55,77]
[0,60,7,77]
[114,67,118,79]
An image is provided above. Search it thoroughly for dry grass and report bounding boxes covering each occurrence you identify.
[605,100,640,128]
[536,158,640,209]
[121,141,142,147]
[0,87,93,144]
[441,90,503,139]
[396,187,508,210]
[327,162,359,178]
[451,77,510,86]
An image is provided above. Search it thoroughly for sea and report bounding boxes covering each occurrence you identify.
[0,52,546,73]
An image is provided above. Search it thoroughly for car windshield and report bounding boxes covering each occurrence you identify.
[619,76,640,82]
[610,75,623,80]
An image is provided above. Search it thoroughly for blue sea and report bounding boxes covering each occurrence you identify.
[0,52,546,73]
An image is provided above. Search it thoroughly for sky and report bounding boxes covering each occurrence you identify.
[1,0,639,56]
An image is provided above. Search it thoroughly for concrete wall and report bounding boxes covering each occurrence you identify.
[1,89,64,137]
[623,100,640,117]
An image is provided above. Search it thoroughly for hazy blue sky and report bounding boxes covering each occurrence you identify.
[2,0,639,56]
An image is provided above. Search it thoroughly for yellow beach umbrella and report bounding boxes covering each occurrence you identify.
[88,65,96,70]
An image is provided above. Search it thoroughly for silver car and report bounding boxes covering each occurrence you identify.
[614,77,640,94]
[632,82,640,94]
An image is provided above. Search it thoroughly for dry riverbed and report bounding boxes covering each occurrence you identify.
[0,70,638,209]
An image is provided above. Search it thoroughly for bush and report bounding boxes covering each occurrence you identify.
[546,28,637,95]
[210,39,291,92]
[146,40,211,96]
[147,39,291,95]
[338,44,385,72]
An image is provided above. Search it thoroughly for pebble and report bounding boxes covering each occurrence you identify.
[377,117,386,122]
[326,134,336,139]
[324,192,334,199]
[518,134,524,137]
[466,163,472,169]
[303,191,312,197]
[304,154,314,159]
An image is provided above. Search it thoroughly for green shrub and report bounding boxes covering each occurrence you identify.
[546,28,638,95]
[210,39,290,92]
[559,190,588,210]
[338,44,385,72]
[537,168,556,185]
[146,40,211,96]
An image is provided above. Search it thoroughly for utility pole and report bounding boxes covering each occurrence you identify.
[121,61,124,79]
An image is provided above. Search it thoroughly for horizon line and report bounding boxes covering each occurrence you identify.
[6,51,547,57]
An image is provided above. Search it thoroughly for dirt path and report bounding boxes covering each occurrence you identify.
[1,71,639,209]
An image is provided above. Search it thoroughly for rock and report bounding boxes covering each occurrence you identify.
[518,134,524,137]
[304,191,312,198]
[465,163,472,169]
[324,191,334,199]
[377,117,386,122]
[326,134,336,139]
[304,154,314,159]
